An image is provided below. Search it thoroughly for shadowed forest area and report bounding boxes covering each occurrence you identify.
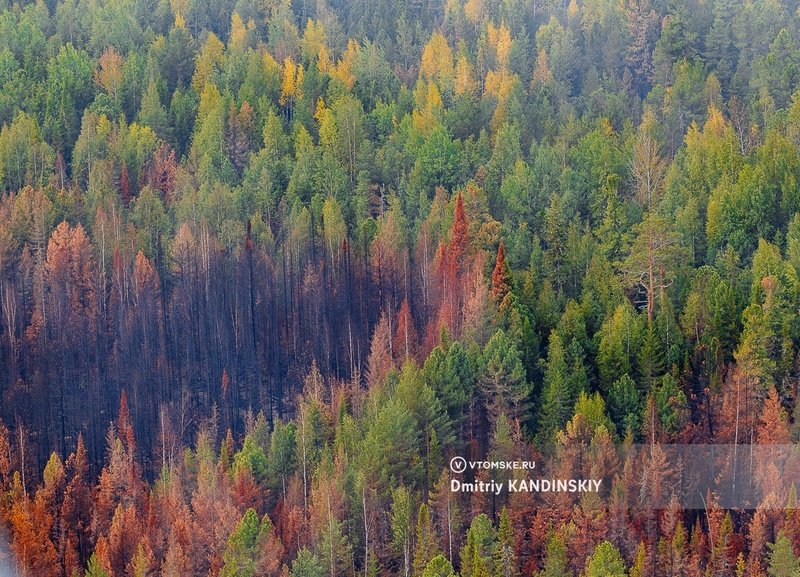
[1,0,800,574]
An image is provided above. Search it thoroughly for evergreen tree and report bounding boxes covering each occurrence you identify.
[460,514,497,577]
[413,502,440,576]
[493,507,517,577]
[585,541,627,577]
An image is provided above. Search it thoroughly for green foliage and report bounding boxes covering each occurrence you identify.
[651,375,688,436]
[291,547,325,577]
[537,331,582,446]
[220,509,268,577]
[422,341,474,432]
[360,392,424,493]
[572,391,615,437]
[537,532,568,577]
[0,112,54,191]
[597,302,643,391]
[585,541,627,577]
[460,514,497,577]
[607,374,642,438]
[268,419,297,495]
[767,533,799,577]
[5,3,800,577]
[85,554,111,577]
[318,512,353,577]
[494,507,516,577]
[233,435,268,482]
[413,502,440,576]
[422,555,456,577]
[480,329,531,420]
[44,43,94,153]
[396,362,454,476]
[390,485,414,576]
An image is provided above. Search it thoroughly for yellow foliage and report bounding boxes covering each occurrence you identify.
[483,71,520,134]
[600,117,614,137]
[330,40,359,90]
[174,12,186,29]
[568,0,579,19]
[96,114,113,141]
[486,22,512,69]
[264,51,281,77]
[197,83,223,122]
[170,0,188,19]
[314,97,327,123]
[317,45,333,74]
[191,33,226,92]
[302,19,328,63]
[420,31,455,88]
[280,58,304,107]
[454,54,478,98]
[94,46,124,101]
[412,81,444,133]
[426,81,444,109]
[464,0,485,26]
[484,68,516,100]
[229,13,247,49]
[704,104,727,139]
[317,106,337,151]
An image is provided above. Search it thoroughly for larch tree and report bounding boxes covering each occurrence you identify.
[366,311,394,388]
[94,46,124,104]
[392,485,415,577]
[630,109,666,211]
[493,507,517,577]
[413,502,440,576]
[394,298,418,362]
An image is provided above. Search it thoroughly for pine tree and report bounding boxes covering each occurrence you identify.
[480,329,530,421]
[366,312,394,388]
[607,374,642,438]
[539,532,569,577]
[85,553,112,577]
[460,514,497,577]
[637,322,664,392]
[494,507,517,577]
[422,555,456,577]
[585,542,626,577]
[61,435,92,570]
[291,548,325,577]
[758,385,791,444]
[767,533,799,577]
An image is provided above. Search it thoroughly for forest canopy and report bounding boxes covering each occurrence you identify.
[1,0,800,575]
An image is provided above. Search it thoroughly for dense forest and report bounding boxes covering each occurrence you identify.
[2,0,800,574]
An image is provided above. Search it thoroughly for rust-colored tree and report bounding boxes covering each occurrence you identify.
[393,298,417,362]
[490,241,512,306]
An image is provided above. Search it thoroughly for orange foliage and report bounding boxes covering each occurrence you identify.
[393,298,417,362]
